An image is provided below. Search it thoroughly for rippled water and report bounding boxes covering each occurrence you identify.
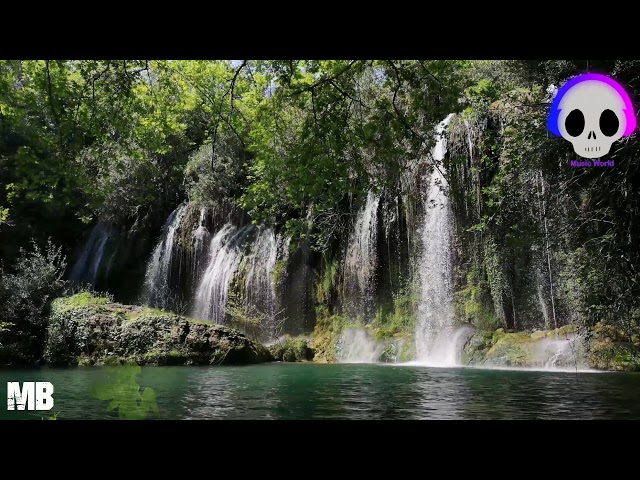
[1,364,639,420]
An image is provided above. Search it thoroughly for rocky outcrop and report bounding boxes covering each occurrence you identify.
[585,323,640,372]
[462,324,640,371]
[45,293,273,366]
[461,325,586,369]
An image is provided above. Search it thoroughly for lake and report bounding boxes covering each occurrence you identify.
[1,363,639,420]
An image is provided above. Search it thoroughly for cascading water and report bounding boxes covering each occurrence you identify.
[415,114,465,366]
[343,191,381,321]
[192,223,280,333]
[142,204,187,309]
[189,206,212,288]
[244,228,278,330]
[70,222,114,288]
[192,223,252,323]
[138,201,281,339]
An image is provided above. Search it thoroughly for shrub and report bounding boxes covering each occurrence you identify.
[269,336,314,362]
[184,139,247,217]
[0,239,67,364]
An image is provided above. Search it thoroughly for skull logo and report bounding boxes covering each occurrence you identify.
[548,73,637,159]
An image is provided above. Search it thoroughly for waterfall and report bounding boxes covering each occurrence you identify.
[139,201,280,338]
[343,191,381,321]
[192,223,281,338]
[415,114,461,366]
[193,207,209,251]
[192,223,249,323]
[70,222,114,288]
[142,204,187,309]
[537,281,551,330]
[190,206,212,288]
[244,228,278,323]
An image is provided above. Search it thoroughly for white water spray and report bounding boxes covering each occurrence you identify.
[337,328,385,363]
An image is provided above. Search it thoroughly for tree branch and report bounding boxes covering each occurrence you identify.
[288,60,359,97]
[45,60,63,147]
[387,60,449,185]
[211,60,247,169]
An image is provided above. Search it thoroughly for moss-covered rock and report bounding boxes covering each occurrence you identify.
[462,325,584,368]
[310,315,350,363]
[44,293,273,366]
[586,341,640,372]
[397,338,415,362]
[585,322,640,372]
[530,324,576,340]
[268,336,315,362]
[484,330,535,366]
[461,331,493,364]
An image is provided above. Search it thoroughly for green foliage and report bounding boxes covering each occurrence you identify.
[184,139,246,215]
[0,206,9,225]
[0,239,67,364]
[316,255,340,307]
[90,365,159,420]
[483,237,509,327]
[310,314,354,363]
[371,288,418,340]
[269,336,315,362]
[272,259,287,286]
[448,59,640,341]
[240,60,469,249]
[455,266,499,331]
[0,60,249,265]
[463,78,500,109]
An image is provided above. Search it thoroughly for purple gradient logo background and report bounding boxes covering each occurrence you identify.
[548,73,637,160]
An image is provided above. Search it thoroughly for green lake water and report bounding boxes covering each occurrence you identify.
[1,363,639,420]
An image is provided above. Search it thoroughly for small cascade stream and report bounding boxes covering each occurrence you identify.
[244,227,278,326]
[343,191,380,322]
[142,204,188,309]
[189,206,212,291]
[70,222,114,288]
